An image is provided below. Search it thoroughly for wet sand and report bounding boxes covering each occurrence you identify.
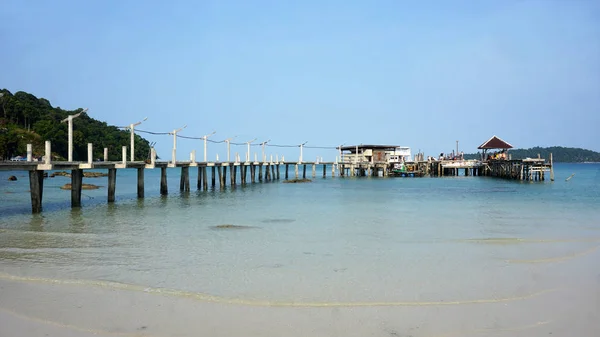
[0,266,598,337]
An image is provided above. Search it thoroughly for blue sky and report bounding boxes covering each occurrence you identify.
[1,0,599,161]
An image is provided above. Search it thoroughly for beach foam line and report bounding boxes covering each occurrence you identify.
[0,272,559,308]
[430,320,551,337]
[457,237,600,244]
[507,245,600,264]
[0,305,157,337]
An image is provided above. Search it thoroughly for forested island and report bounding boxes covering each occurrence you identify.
[463,147,600,163]
[0,89,150,161]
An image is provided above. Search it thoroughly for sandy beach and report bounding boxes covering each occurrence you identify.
[1,266,598,337]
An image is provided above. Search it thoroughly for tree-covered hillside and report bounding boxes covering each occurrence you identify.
[463,146,600,162]
[0,89,150,161]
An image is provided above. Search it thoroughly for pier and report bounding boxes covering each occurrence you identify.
[1,135,554,214]
[0,141,341,213]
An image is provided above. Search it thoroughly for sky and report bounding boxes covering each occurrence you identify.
[1,0,599,161]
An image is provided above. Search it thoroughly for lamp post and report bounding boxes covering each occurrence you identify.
[260,139,270,162]
[202,131,216,162]
[245,138,256,162]
[120,117,147,161]
[224,136,237,162]
[299,141,308,163]
[170,125,187,164]
[61,108,87,162]
[338,143,345,163]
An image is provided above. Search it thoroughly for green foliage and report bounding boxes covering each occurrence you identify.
[463,146,600,162]
[0,89,150,161]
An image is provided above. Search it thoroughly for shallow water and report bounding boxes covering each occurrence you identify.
[0,163,599,332]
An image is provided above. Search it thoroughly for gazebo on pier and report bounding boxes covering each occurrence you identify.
[478,135,513,161]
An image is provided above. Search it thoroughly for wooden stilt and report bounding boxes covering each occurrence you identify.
[271,164,275,180]
[71,169,83,208]
[29,170,44,213]
[211,167,216,187]
[218,166,224,188]
[203,167,208,190]
[137,168,144,198]
[222,166,227,187]
[285,164,289,180]
[180,166,190,192]
[276,164,280,180]
[108,168,117,201]
[265,164,271,181]
[303,164,307,179]
[251,165,256,183]
[323,164,326,178]
[160,167,168,195]
[196,166,202,190]
[258,164,263,182]
[232,165,237,186]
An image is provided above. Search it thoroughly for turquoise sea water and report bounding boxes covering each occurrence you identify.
[0,163,599,305]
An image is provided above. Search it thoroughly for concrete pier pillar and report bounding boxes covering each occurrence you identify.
[160,167,168,195]
[180,166,190,192]
[303,164,307,179]
[137,168,144,198]
[258,165,263,182]
[108,169,116,202]
[71,169,83,208]
[285,164,289,180]
[197,166,202,189]
[271,164,276,180]
[29,170,44,213]
[231,165,236,186]
[203,167,208,190]
[211,167,216,188]
[276,165,280,180]
[250,165,256,183]
[295,164,299,179]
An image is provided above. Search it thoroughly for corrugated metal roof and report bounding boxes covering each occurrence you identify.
[477,135,513,149]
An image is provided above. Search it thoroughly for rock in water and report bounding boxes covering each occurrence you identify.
[61,183,101,190]
[210,224,257,230]
[8,176,17,181]
[283,178,312,183]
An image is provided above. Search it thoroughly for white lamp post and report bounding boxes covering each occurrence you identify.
[61,108,87,162]
[299,141,308,163]
[202,131,216,162]
[170,125,187,164]
[127,117,147,161]
[224,136,237,162]
[260,139,270,162]
[245,138,256,162]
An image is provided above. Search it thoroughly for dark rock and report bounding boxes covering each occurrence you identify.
[8,175,17,181]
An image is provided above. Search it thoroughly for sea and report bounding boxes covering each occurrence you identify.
[0,163,599,336]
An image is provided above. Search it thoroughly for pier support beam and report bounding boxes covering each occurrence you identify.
[303,164,307,179]
[232,165,237,186]
[29,170,44,213]
[71,169,83,208]
[285,164,289,180]
[276,165,280,180]
[197,167,202,190]
[137,168,144,198]
[211,167,216,188]
[250,165,256,183]
[180,166,190,192]
[323,164,326,178]
[108,169,116,202]
[218,166,224,188]
[258,165,263,182]
[241,165,247,185]
[271,164,275,181]
[160,167,168,195]
[203,167,208,190]
[312,164,316,178]
[295,164,299,179]
[265,164,271,181]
